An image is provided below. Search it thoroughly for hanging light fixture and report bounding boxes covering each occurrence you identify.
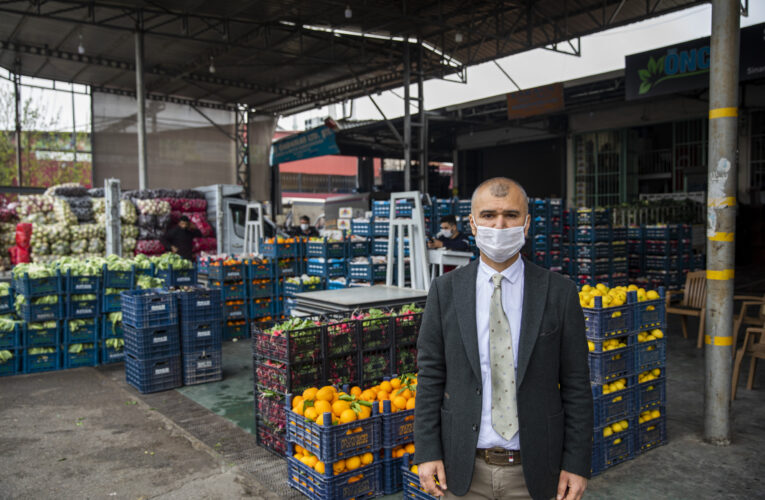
[345,4,352,19]
[208,56,216,74]
[77,32,85,55]
[454,32,463,43]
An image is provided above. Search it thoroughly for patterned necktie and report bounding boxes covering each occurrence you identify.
[490,273,519,440]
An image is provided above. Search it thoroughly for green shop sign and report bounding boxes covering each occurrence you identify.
[625,22,765,100]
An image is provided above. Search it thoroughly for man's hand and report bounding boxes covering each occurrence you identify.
[418,460,447,497]
[557,470,587,500]
[171,245,179,253]
[430,239,444,249]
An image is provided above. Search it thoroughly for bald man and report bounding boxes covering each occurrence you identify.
[414,177,592,500]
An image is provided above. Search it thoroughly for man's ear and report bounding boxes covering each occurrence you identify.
[469,215,477,237]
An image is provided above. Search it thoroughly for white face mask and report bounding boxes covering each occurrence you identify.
[472,215,528,263]
[441,229,453,238]
[300,223,309,231]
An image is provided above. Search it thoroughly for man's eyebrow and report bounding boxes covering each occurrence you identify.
[479,209,521,215]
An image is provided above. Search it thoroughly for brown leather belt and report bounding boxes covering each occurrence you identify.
[476,448,522,466]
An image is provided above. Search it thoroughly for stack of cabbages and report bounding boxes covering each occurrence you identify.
[91,194,138,255]
[0,202,18,270]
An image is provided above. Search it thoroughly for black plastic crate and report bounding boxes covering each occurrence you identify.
[394,312,422,346]
[637,412,666,453]
[181,319,222,352]
[325,353,358,387]
[361,349,393,385]
[256,389,286,431]
[636,377,666,411]
[125,353,182,394]
[255,358,323,395]
[182,348,222,385]
[358,313,393,351]
[286,456,381,500]
[396,344,417,374]
[124,324,181,360]
[256,415,286,457]
[121,289,178,329]
[589,344,635,384]
[253,318,322,364]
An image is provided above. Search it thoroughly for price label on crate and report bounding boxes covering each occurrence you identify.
[197,330,211,338]
[151,304,166,312]
[155,367,170,375]
[197,300,210,307]
[153,335,168,344]
[197,360,213,369]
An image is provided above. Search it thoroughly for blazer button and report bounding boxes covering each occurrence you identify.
[472,424,478,432]
[476,388,481,395]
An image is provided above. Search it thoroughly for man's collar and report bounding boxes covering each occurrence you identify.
[478,255,524,284]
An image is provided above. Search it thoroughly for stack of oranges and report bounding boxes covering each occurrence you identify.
[291,373,418,426]
[293,444,375,478]
[390,442,415,458]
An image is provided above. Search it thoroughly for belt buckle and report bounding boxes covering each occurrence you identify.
[487,448,510,466]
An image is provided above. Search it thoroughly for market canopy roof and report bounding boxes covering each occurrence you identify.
[0,0,706,115]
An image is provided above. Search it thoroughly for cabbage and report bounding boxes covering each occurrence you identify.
[54,198,77,226]
[88,238,104,254]
[0,318,18,331]
[70,239,88,254]
[68,343,94,354]
[133,254,153,269]
[0,350,14,363]
[106,312,122,335]
[122,237,137,253]
[12,263,55,279]
[136,199,171,216]
[136,276,163,289]
[121,225,139,239]
[0,283,9,296]
[28,321,57,330]
[68,319,94,332]
[71,294,97,301]
[151,253,192,270]
[104,255,133,271]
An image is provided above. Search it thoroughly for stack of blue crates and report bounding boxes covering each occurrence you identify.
[0,290,20,377]
[178,287,223,385]
[122,289,182,394]
[14,272,64,374]
[562,208,628,287]
[524,198,563,271]
[583,287,667,476]
[626,224,696,290]
[62,269,99,369]
[100,264,134,364]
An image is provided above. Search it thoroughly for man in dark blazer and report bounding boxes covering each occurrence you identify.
[415,178,592,500]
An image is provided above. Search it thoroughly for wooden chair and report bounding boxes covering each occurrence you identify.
[732,294,765,353]
[665,271,707,349]
[731,325,765,400]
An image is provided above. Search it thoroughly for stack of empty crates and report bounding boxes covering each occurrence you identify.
[178,287,223,385]
[584,287,667,476]
[122,289,182,393]
[642,225,692,290]
[564,208,627,287]
[525,198,563,272]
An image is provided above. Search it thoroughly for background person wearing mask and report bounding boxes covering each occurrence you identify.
[293,215,319,238]
[160,215,201,261]
[414,177,592,500]
[428,215,471,251]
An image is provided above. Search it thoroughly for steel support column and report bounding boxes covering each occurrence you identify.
[417,40,428,194]
[13,65,22,186]
[134,29,148,189]
[403,43,412,192]
[235,106,250,196]
[704,0,739,445]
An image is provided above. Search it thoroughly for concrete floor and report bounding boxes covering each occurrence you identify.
[2,315,764,499]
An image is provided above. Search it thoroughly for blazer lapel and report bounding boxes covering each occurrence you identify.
[453,260,482,383]
[517,260,548,388]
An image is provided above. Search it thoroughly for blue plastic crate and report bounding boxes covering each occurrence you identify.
[395,201,414,218]
[348,238,370,258]
[247,260,273,280]
[348,260,386,282]
[0,323,20,349]
[224,321,249,341]
[101,339,126,364]
[574,226,612,243]
[121,289,178,329]
[455,199,471,216]
[549,199,563,219]
[307,258,347,279]
[17,298,63,322]
[531,216,547,234]
[125,353,182,394]
[637,377,666,411]
[612,241,627,258]
[383,452,414,495]
[101,316,123,338]
[177,287,223,322]
[23,322,60,347]
[628,240,644,255]
[328,279,347,290]
[64,319,98,344]
[351,219,372,237]
[182,348,222,385]
[223,300,248,321]
[181,319,222,352]
[381,403,415,448]
[644,225,679,240]
[582,293,635,339]
[133,266,154,279]
[67,296,99,319]
[286,400,382,463]
[575,258,610,276]
[248,280,274,299]
[205,262,245,281]
[530,198,549,218]
[635,338,666,372]
[644,240,678,256]
[373,200,391,218]
[637,414,666,454]
[373,219,390,237]
[24,347,60,373]
[644,255,679,271]
[274,259,299,277]
[13,272,62,297]
[124,324,181,360]
[576,208,611,226]
[0,348,21,376]
[282,280,323,297]
[101,293,122,313]
[611,227,627,241]
[286,456,381,500]
[0,293,12,315]
[306,239,345,259]
[372,238,389,256]
[156,267,197,287]
[633,288,666,331]
[261,239,300,259]
[64,273,100,294]
[250,298,272,318]
[401,461,438,500]
[592,383,636,428]
[591,424,634,476]
[435,199,453,216]
[573,243,612,259]
[210,281,246,301]
[611,258,628,275]
[64,343,98,368]
[102,266,135,289]
[589,345,635,384]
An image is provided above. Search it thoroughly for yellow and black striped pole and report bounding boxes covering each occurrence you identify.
[705,0,739,445]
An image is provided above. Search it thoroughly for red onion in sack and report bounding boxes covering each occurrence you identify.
[192,237,217,253]
[188,198,207,212]
[189,213,213,237]
[135,239,165,255]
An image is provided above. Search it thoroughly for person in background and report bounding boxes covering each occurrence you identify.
[428,214,470,251]
[294,215,319,238]
[160,215,201,261]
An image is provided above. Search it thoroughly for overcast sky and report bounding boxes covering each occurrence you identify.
[279,2,765,130]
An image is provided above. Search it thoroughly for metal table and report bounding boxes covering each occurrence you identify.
[292,285,428,315]
[428,249,474,279]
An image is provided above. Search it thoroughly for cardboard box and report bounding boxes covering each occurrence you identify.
[337,218,351,231]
